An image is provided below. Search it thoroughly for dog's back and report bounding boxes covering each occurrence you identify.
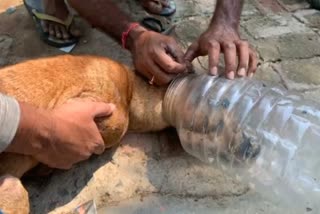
[0,55,132,110]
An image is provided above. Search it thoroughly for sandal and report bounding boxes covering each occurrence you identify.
[23,0,78,48]
[141,17,168,33]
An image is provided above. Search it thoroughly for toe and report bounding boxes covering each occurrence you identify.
[160,0,169,7]
[54,25,62,39]
[48,23,55,36]
[40,20,49,33]
[143,0,163,14]
[60,25,69,40]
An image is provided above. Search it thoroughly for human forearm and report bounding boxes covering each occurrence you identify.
[6,102,51,155]
[211,0,244,29]
[7,99,115,169]
[68,0,186,84]
[67,0,146,46]
[0,94,21,152]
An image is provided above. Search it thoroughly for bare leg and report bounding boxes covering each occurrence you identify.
[0,153,38,178]
[141,0,175,15]
[141,0,167,14]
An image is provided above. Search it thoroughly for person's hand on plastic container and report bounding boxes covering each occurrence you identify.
[185,26,257,79]
[184,0,258,79]
[127,26,187,86]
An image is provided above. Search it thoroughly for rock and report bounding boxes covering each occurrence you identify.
[278,58,320,85]
[243,14,313,39]
[253,63,282,84]
[254,33,320,62]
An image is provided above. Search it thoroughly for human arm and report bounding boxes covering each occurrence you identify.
[185,0,257,79]
[3,96,115,169]
[67,0,186,85]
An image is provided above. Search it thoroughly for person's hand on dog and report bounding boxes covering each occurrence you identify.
[8,100,115,169]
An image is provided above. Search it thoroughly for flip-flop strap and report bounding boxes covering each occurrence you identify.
[31,9,73,29]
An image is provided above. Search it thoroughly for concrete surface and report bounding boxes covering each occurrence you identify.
[0,0,319,213]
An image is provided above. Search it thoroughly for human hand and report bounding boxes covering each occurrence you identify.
[184,24,257,79]
[127,26,187,86]
[9,100,115,169]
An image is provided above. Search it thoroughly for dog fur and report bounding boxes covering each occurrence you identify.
[0,54,169,213]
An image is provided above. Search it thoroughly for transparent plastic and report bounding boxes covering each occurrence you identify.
[163,74,320,211]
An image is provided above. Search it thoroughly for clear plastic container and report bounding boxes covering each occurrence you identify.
[163,74,320,211]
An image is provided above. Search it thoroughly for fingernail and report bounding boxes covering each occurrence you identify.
[228,71,235,80]
[238,68,246,77]
[210,67,218,76]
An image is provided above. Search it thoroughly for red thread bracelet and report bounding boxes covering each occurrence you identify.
[121,22,140,49]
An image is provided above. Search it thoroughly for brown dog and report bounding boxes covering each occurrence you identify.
[0,55,260,213]
[0,55,169,214]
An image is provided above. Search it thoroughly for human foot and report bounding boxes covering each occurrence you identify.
[41,0,81,40]
[24,0,81,47]
[141,0,176,16]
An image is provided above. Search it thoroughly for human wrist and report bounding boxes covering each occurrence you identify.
[7,103,53,156]
[210,0,242,30]
[206,17,241,39]
[125,24,147,51]
[210,15,239,31]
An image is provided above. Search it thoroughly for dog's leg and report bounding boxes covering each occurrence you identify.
[0,175,29,214]
[0,153,38,178]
